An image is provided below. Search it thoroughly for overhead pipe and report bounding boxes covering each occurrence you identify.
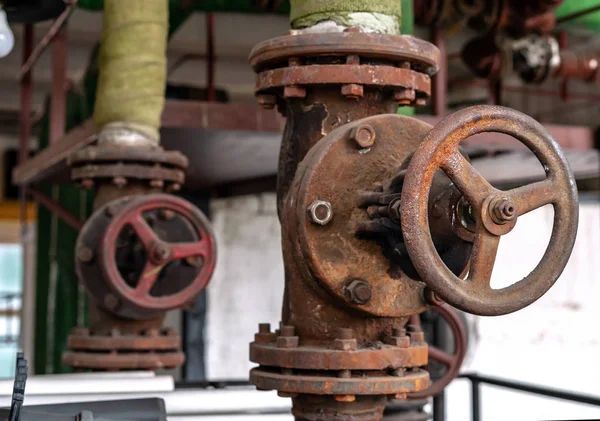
[93,0,168,146]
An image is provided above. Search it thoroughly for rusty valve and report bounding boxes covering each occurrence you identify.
[76,194,217,319]
[401,105,578,316]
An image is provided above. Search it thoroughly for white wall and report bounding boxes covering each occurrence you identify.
[206,194,284,380]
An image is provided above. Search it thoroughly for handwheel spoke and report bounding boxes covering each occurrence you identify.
[135,261,162,297]
[170,239,210,260]
[442,151,495,207]
[130,213,160,248]
[467,229,500,288]
[509,179,556,216]
[428,346,455,367]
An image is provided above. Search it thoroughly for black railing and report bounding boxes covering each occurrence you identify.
[459,373,600,421]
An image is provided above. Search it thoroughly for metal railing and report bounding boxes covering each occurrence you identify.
[459,373,600,421]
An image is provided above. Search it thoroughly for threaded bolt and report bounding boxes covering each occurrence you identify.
[77,247,94,263]
[344,280,372,305]
[349,124,376,148]
[338,328,354,340]
[280,325,295,337]
[308,200,333,225]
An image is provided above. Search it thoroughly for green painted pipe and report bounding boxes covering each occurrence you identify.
[555,0,600,31]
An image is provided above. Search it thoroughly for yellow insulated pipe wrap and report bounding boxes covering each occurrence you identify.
[290,0,402,33]
[94,0,168,142]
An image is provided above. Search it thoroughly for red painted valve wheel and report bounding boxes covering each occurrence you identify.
[408,304,468,398]
[99,194,216,312]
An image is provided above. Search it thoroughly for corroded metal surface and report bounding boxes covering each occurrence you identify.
[63,326,184,370]
[401,105,578,316]
[69,143,187,191]
[408,305,467,398]
[288,114,433,318]
[249,32,440,74]
[76,194,216,320]
[250,31,439,111]
[256,64,432,100]
[251,368,430,396]
[250,324,428,370]
[249,27,441,419]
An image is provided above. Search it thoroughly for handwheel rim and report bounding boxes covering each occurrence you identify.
[100,194,217,312]
[401,105,578,316]
[408,304,468,399]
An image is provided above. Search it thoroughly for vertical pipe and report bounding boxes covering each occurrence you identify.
[471,379,481,421]
[50,27,68,145]
[488,79,502,106]
[432,27,447,117]
[19,24,34,367]
[206,12,216,102]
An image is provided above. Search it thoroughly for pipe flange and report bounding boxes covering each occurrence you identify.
[75,194,216,320]
[251,367,429,396]
[250,31,439,107]
[69,144,188,191]
[250,324,428,371]
[63,327,184,370]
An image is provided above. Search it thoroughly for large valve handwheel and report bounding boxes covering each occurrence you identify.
[408,304,467,399]
[401,105,578,316]
[99,194,216,313]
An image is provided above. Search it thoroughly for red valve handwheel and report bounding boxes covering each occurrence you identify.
[99,194,216,312]
[408,304,468,398]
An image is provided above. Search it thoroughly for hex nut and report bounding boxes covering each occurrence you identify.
[386,335,410,348]
[278,391,299,398]
[335,395,356,402]
[408,331,425,343]
[257,94,277,109]
[349,124,376,148]
[344,280,372,305]
[308,200,333,225]
[284,85,307,98]
[277,336,299,348]
[334,338,357,351]
[393,88,416,106]
[341,83,364,99]
[77,247,94,263]
[254,331,277,344]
